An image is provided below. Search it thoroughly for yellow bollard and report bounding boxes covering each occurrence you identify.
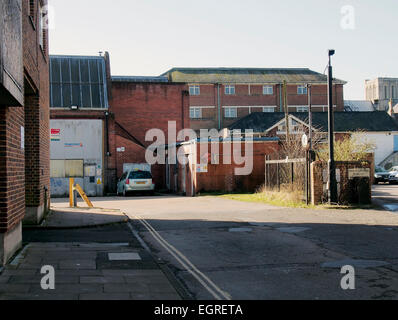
[69,178,75,208]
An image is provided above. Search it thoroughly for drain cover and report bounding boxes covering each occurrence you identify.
[229,228,253,233]
[321,259,389,269]
[108,253,141,261]
[277,227,310,234]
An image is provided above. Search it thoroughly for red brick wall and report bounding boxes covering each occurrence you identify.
[23,0,50,218]
[0,107,25,232]
[170,141,280,195]
[107,82,190,191]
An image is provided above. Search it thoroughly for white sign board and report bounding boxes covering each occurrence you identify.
[348,168,370,179]
[197,164,208,173]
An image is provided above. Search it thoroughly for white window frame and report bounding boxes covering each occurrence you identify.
[224,107,237,118]
[225,85,235,95]
[297,85,308,95]
[263,107,275,113]
[296,106,309,112]
[189,107,202,119]
[189,85,200,96]
[263,86,273,95]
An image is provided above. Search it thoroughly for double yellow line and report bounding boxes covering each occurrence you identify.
[134,215,232,301]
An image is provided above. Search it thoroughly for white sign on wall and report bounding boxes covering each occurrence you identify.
[348,168,370,179]
[197,164,208,173]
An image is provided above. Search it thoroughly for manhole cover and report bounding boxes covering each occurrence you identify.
[108,253,142,261]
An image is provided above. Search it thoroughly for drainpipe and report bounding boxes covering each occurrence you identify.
[217,83,221,130]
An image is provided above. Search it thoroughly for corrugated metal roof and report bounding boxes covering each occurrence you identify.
[344,100,375,112]
[229,112,398,133]
[162,67,347,85]
[50,55,108,109]
[112,76,169,83]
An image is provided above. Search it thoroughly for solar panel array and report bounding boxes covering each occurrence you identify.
[50,56,108,109]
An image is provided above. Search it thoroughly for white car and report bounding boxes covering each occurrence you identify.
[388,166,398,184]
[117,170,155,196]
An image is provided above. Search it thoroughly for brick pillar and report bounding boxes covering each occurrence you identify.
[0,106,25,266]
[24,93,50,225]
[311,161,324,205]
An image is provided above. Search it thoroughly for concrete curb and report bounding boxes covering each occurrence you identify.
[22,207,129,230]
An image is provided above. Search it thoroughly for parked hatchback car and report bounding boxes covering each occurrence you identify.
[117,170,155,196]
[374,166,391,184]
[388,166,398,184]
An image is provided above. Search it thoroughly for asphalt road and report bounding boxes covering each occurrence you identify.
[53,195,398,300]
[373,184,398,211]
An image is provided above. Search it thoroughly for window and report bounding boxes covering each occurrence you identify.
[296,106,309,112]
[385,86,388,99]
[39,4,47,52]
[263,107,275,113]
[190,107,202,119]
[129,171,152,179]
[225,85,235,95]
[29,0,35,21]
[263,86,273,95]
[225,107,237,118]
[189,85,200,96]
[297,85,308,95]
[392,86,395,99]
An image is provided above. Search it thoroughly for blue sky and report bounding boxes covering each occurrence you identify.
[48,0,397,100]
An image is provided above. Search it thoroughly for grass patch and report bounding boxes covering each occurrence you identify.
[199,186,379,210]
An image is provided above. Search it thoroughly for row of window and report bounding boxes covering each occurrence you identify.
[189,85,308,96]
[189,106,310,119]
[29,0,47,53]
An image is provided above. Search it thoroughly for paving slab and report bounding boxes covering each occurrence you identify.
[0,242,182,301]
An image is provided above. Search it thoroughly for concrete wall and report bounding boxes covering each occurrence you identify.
[50,119,104,197]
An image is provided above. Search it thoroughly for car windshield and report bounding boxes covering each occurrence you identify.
[128,171,152,179]
[390,167,398,172]
[376,167,384,173]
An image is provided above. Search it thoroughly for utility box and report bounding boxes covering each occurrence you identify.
[0,0,24,106]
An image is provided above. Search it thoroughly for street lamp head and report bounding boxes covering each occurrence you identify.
[328,49,335,57]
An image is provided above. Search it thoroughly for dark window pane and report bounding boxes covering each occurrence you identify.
[91,85,100,108]
[89,60,99,83]
[72,84,81,107]
[51,84,62,107]
[61,59,71,83]
[70,59,80,83]
[51,58,61,83]
[80,59,90,83]
[129,171,152,179]
[62,84,72,107]
[81,84,92,107]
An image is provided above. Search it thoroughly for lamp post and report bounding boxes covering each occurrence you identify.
[328,49,338,204]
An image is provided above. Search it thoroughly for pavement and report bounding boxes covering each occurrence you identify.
[0,205,183,300]
[372,184,398,212]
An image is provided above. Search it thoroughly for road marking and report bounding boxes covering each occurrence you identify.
[133,214,232,300]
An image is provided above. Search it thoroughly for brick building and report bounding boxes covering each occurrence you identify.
[0,0,50,265]
[108,76,190,191]
[49,54,112,197]
[162,68,346,132]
